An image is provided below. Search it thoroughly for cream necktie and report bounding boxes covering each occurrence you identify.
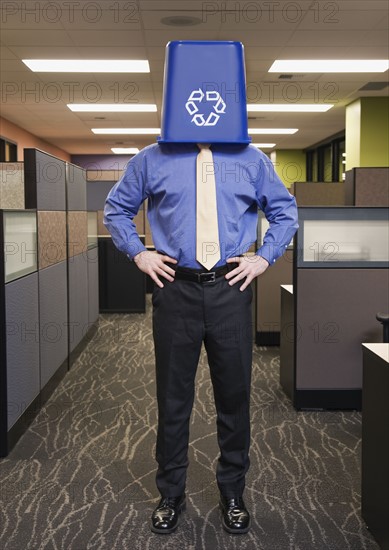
[196,143,221,270]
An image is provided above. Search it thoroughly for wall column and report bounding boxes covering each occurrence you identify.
[345,97,389,170]
[270,149,306,188]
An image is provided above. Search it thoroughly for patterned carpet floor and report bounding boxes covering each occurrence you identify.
[0,297,379,550]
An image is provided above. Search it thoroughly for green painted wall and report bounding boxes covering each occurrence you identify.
[271,149,306,188]
[346,97,389,169]
[360,97,389,167]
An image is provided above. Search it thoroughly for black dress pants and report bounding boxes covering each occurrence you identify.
[152,272,253,499]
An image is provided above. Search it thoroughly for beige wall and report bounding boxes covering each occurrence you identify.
[0,116,70,162]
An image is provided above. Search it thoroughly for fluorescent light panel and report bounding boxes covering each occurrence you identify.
[269,60,389,73]
[68,104,157,112]
[22,59,150,72]
[251,143,276,148]
[111,148,139,154]
[92,128,160,134]
[248,104,333,112]
[249,128,298,134]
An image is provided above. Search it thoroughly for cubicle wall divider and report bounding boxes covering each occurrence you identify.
[257,173,388,347]
[0,209,40,455]
[345,167,389,206]
[65,162,93,366]
[256,211,293,346]
[87,177,147,311]
[293,181,346,206]
[280,207,389,410]
[0,149,99,457]
[87,211,99,328]
[24,148,70,400]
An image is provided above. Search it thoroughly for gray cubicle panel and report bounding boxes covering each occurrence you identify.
[24,149,69,396]
[38,207,68,394]
[68,252,89,357]
[280,207,389,410]
[87,212,99,327]
[24,149,66,210]
[256,212,293,346]
[66,163,87,211]
[66,163,91,364]
[0,162,25,209]
[67,212,89,363]
[256,251,293,345]
[293,182,346,206]
[39,261,68,389]
[361,344,389,550]
[0,210,40,456]
[345,167,389,206]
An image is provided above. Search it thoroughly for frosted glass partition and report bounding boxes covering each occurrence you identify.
[297,207,389,268]
[87,211,98,249]
[303,220,388,262]
[3,211,37,282]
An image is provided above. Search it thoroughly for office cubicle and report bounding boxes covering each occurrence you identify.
[280,207,389,410]
[87,177,146,312]
[0,149,100,456]
[0,210,40,455]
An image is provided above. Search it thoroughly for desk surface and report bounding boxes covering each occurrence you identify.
[281,284,293,294]
[362,343,389,363]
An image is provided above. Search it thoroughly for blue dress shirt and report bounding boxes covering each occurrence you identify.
[103,143,299,268]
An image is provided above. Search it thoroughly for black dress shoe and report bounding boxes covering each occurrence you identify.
[150,494,186,534]
[219,495,251,534]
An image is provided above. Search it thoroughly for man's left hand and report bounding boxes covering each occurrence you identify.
[225,254,269,291]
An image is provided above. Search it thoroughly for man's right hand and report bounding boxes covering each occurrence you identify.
[133,251,177,288]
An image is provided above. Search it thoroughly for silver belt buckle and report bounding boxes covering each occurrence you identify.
[198,271,216,283]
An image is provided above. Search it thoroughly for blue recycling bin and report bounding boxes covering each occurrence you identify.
[158,41,251,144]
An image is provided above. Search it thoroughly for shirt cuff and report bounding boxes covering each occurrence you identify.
[256,244,277,266]
[125,240,147,261]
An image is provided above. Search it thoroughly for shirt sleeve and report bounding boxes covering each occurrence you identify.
[103,151,148,260]
[254,154,299,266]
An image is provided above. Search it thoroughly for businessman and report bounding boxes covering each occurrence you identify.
[104,41,298,535]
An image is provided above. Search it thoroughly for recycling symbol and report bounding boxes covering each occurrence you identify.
[185,88,227,127]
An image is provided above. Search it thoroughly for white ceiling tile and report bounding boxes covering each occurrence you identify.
[298,8,387,30]
[0,46,19,59]
[360,29,389,46]
[143,29,221,47]
[63,47,149,59]
[6,46,82,58]
[66,30,145,47]
[286,29,370,47]
[218,29,296,45]
[1,30,74,46]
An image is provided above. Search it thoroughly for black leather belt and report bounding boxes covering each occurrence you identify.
[173,263,238,283]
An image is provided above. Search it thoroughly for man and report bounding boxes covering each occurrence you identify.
[104,41,298,535]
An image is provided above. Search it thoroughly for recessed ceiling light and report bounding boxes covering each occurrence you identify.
[92,128,160,134]
[247,104,333,112]
[249,128,298,134]
[68,104,157,112]
[22,59,150,72]
[111,148,139,154]
[161,16,202,26]
[269,60,389,73]
[251,143,276,148]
